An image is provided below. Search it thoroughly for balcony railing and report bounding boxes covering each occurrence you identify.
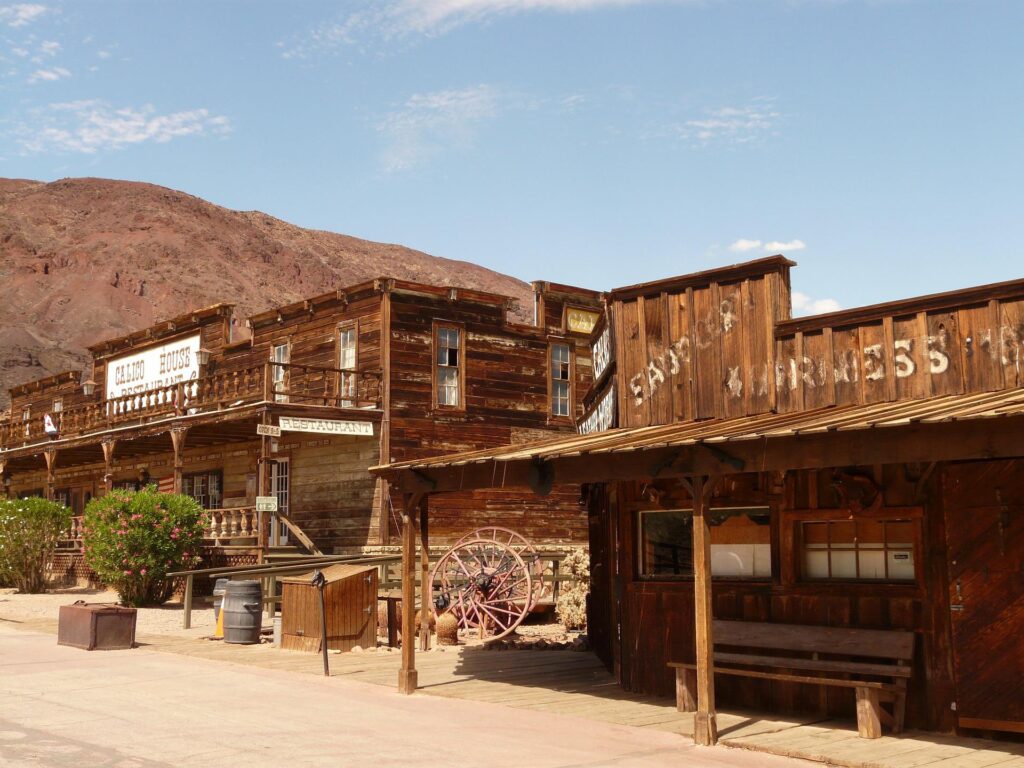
[1,362,382,451]
[56,508,259,552]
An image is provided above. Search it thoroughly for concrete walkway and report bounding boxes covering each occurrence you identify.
[0,624,805,768]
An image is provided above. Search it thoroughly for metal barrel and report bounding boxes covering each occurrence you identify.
[222,580,263,645]
[212,578,230,622]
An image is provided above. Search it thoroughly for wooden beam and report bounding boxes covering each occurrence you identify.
[376,415,1024,495]
[43,449,57,501]
[398,490,423,694]
[101,439,116,493]
[170,427,188,495]
[418,494,430,652]
[681,474,719,746]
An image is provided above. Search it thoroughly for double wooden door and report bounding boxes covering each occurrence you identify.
[944,460,1024,732]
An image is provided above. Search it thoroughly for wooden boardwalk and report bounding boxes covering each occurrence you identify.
[11,615,1024,768]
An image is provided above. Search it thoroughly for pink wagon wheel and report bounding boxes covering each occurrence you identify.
[430,538,533,642]
[453,526,548,605]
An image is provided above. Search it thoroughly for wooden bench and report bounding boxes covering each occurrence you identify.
[668,620,914,739]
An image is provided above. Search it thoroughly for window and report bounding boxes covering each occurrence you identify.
[339,324,358,405]
[801,518,916,582]
[52,398,63,413]
[271,458,290,545]
[22,407,30,438]
[434,324,463,408]
[550,343,572,417]
[271,343,289,403]
[639,507,772,579]
[182,471,222,510]
[53,488,71,508]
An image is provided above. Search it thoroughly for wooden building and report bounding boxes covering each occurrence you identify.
[375,256,1024,742]
[0,276,601,570]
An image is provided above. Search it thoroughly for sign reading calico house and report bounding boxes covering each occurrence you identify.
[105,334,201,399]
[278,417,374,437]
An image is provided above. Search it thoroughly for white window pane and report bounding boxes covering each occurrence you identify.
[711,544,754,577]
[888,550,915,580]
[831,550,857,578]
[858,549,886,579]
[804,550,830,579]
[752,543,772,577]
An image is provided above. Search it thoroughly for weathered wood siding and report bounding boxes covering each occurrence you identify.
[591,465,960,733]
[387,291,595,544]
[612,265,791,428]
[774,297,1024,412]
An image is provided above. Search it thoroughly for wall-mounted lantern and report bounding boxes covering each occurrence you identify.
[196,347,212,367]
[81,379,97,397]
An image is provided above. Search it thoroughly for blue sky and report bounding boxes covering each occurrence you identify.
[1,1,1021,314]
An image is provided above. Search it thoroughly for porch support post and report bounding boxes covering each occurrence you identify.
[398,490,423,694]
[170,427,188,494]
[101,439,116,493]
[419,494,430,651]
[0,461,7,499]
[44,449,57,501]
[257,412,272,559]
[683,474,719,747]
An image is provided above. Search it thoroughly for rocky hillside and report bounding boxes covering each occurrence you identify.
[0,177,532,407]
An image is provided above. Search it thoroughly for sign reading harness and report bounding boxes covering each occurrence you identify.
[278,417,373,437]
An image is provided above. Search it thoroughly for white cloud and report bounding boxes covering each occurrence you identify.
[764,239,806,252]
[17,100,232,154]
[674,101,780,146]
[377,84,501,172]
[28,65,69,82]
[282,0,667,56]
[0,3,47,27]
[729,238,762,252]
[97,49,111,59]
[38,39,59,56]
[792,291,842,316]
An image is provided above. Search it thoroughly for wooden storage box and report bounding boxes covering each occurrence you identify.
[57,602,137,650]
[280,564,377,653]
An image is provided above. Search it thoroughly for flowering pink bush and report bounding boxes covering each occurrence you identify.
[83,487,205,606]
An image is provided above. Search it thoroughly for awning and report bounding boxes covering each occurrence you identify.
[372,387,1024,493]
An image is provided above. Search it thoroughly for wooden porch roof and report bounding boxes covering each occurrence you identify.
[372,387,1024,492]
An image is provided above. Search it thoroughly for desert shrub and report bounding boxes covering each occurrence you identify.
[83,487,205,607]
[436,611,459,645]
[555,547,591,631]
[0,497,72,593]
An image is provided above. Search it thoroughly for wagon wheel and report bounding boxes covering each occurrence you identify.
[453,527,548,605]
[430,538,533,642]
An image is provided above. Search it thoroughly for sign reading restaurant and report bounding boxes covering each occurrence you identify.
[105,334,201,400]
[278,417,374,437]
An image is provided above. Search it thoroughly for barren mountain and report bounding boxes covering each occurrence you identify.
[0,177,533,407]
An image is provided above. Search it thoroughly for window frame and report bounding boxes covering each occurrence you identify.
[52,398,63,413]
[22,406,30,438]
[337,320,360,406]
[431,320,466,411]
[636,505,774,582]
[181,469,224,510]
[783,507,924,587]
[547,341,574,421]
[271,340,290,404]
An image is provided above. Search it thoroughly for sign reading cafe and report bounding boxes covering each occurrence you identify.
[105,334,201,400]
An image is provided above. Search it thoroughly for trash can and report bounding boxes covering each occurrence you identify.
[212,578,230,622]
[222,580,262,645]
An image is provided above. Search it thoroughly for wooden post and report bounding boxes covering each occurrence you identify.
[44,449,57,501]
[183,573,194,630]
[101,439,116,493]
[257,412,272,561]
[170,427,188,494]
[684,474,719,746]
[419,494,430,651]
[398,491,423,694]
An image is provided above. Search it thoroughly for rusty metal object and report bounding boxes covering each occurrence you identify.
[57,601,137,651]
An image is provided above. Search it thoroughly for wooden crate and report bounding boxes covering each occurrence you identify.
[280,564,377,653]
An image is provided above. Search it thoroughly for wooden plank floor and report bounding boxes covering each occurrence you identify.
[131,630,1024,768]
[12,616,1024,768]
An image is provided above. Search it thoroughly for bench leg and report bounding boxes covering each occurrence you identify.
[856,687,883,739]
[893,685,907,735]
[676,667,697,713]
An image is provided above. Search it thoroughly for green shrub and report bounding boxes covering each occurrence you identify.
[83,487,205,607]
[0,497,72,593]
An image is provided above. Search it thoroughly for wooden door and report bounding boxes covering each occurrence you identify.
[943,460,1024,732]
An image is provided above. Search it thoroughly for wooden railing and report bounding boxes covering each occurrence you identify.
[204,506,260,546]
[0,362,383,450]
[55,515,85,551]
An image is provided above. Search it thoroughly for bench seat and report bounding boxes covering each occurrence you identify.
[668,619,915,739]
